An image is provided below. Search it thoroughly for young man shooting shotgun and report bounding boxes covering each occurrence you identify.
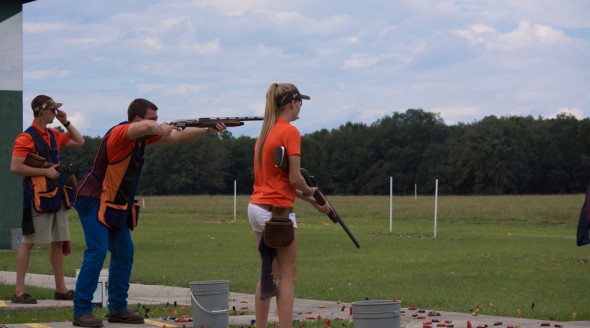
[72,98,227,327]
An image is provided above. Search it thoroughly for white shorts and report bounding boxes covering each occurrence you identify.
[248,203,298,232]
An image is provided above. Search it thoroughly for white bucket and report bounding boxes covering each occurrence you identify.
[189,280,229,328]
[351,300,401,328]
[75,268,108,307]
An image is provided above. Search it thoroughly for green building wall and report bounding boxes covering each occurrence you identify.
[0,0,25,249]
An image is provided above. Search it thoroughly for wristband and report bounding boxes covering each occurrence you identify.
[64,121,71,127]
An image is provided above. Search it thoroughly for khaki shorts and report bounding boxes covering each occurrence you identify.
[23,204,70,244]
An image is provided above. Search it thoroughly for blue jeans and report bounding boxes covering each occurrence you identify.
[73,197,134,317]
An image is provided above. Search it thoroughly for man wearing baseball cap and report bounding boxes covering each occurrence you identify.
[10,95,85,304]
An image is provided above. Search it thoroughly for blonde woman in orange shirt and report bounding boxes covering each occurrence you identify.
[248,83,330,328]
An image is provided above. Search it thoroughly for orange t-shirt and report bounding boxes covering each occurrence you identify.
[251,118,301,207]
[75,122,162,199]
[12,121,72,158]
[105,124,161,163]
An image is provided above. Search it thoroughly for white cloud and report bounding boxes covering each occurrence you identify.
[343,54,382,69]
[142,37,162,49]
[23,22,68,33]
[431,105,481,125]
[552,107,584,119]
[198,0,271,17]
[344,36,360,44]
[136,83,165,94]
[182,39,221,55]
[457,20,571,51]
[25,69,71,80]
[456,24,495,45]
[165,84,205,96]
[495,20,570,49]
[50,111,87,131]
[19,0,590,138]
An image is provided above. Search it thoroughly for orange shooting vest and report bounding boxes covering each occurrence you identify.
[76,122,144,230]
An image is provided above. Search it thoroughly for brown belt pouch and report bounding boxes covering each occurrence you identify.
[263,217,294,248]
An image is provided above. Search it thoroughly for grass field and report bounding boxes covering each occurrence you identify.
[0,194,588,323]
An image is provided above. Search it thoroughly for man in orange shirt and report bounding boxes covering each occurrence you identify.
[72,98,226,327]
[10,95,85,304]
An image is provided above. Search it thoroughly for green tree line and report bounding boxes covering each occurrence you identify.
[59,109,590,196]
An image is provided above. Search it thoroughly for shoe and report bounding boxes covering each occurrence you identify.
[54,290,75,300]
[73,313,103,327]
[107,309,145,324]
[11,292,37,304]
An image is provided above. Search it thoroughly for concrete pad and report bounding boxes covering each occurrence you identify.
[1,271,587,328]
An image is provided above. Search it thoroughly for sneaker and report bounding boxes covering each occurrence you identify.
[107,310,144,324]
[73,313,103,327]
[54,290,75,300]
[11,292,37,304]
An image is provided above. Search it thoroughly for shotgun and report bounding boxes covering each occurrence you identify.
[274,146,361,248]
[23,153,74,255]
[24,153,76,186]
[24,153,73,175]
[300,168,361,249]
[168,116,263,129]
[136,116,264,142]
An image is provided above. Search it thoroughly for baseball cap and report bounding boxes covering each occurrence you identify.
[33,100,63,114]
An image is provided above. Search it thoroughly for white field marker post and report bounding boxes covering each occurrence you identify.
[389,176,393,233]
[434,179,438,239]
[415,184,417,200]
[234,180,237,222]
[142,198,145,209]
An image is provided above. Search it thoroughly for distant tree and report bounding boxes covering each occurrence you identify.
[325,122,373,194]
[447,115,535,194]
[139,133,231,195]
[59,135,101,181]
[225,135,257,194]
[532,113,588,193]
[58,110,590,196]
[369,109,448,194]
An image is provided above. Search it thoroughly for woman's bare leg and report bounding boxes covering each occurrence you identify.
[254,231,272,327]
[275,230,298,328]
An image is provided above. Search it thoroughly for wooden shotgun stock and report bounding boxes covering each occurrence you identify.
[24,153,57,169]
[24,153,77,187]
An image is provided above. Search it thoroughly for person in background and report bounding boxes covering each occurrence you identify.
[10,95,85,304]
[72,98,226,327]
[248,83,330,328]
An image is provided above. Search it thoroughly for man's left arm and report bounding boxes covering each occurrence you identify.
[154,123,227,145]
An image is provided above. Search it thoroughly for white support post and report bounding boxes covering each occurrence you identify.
[434,179,438,239]
[389,176,393,233]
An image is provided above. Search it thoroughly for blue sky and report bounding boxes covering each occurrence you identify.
[22,0,590,138]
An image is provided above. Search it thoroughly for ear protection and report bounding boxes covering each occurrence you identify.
[136,117,141,122]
